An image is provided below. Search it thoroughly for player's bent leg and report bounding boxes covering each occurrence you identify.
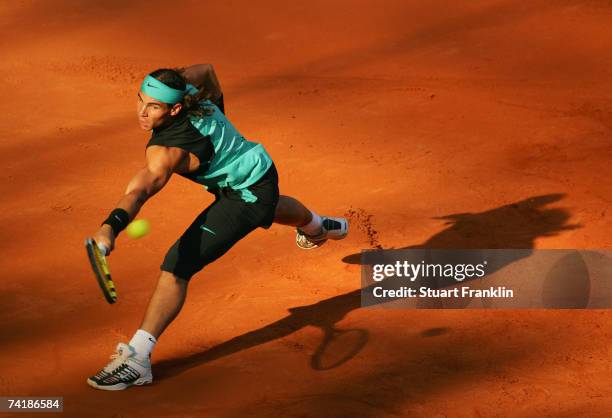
[274,195,349,250]
[274,195,313,226]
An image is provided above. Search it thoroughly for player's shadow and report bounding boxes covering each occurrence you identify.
[155,289,367,380]
[348,193,581,307]
[343,193,579,264]
[154,193,580,380]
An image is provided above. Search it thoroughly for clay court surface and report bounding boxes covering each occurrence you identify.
[1,1,611,417]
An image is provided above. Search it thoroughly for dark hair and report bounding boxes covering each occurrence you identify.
[148,68,213,116]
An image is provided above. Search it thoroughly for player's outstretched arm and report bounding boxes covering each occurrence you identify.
[91,146,188,254]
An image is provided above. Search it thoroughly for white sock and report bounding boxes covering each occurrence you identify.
[300,211,322,235]
[129,329,157,359]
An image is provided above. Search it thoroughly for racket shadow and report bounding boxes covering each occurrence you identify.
[310,326,369,371]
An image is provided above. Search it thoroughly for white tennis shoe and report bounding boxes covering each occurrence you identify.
[296,216,349,249]
[87,343,153,391]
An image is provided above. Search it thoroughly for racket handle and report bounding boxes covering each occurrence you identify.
[97,242,110,256]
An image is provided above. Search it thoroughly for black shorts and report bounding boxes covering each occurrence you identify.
[161,164,279,280]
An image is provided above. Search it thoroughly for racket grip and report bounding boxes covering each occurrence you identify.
[97,242,110,256]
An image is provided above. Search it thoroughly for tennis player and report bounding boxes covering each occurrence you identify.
[86,64,349,390]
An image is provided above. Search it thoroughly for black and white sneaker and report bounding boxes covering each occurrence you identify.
[87,343,153,391]
[296,216,349,249]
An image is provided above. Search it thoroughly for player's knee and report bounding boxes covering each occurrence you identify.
[275,195,296,215]
[159,270,190,287]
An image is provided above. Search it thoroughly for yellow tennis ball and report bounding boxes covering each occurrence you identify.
[126,219,150,239]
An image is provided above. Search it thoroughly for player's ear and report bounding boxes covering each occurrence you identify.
[170,103,182,116]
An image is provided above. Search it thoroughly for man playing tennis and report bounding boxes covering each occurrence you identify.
[86,64,349,390]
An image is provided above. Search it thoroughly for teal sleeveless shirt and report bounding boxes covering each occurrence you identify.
[147,100,273,192]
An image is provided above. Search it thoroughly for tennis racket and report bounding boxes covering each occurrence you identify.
[84,237,117,304]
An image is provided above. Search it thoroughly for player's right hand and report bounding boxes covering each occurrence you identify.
[92,224,115,256]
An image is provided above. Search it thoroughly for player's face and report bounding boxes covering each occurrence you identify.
[136,92,180,131]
